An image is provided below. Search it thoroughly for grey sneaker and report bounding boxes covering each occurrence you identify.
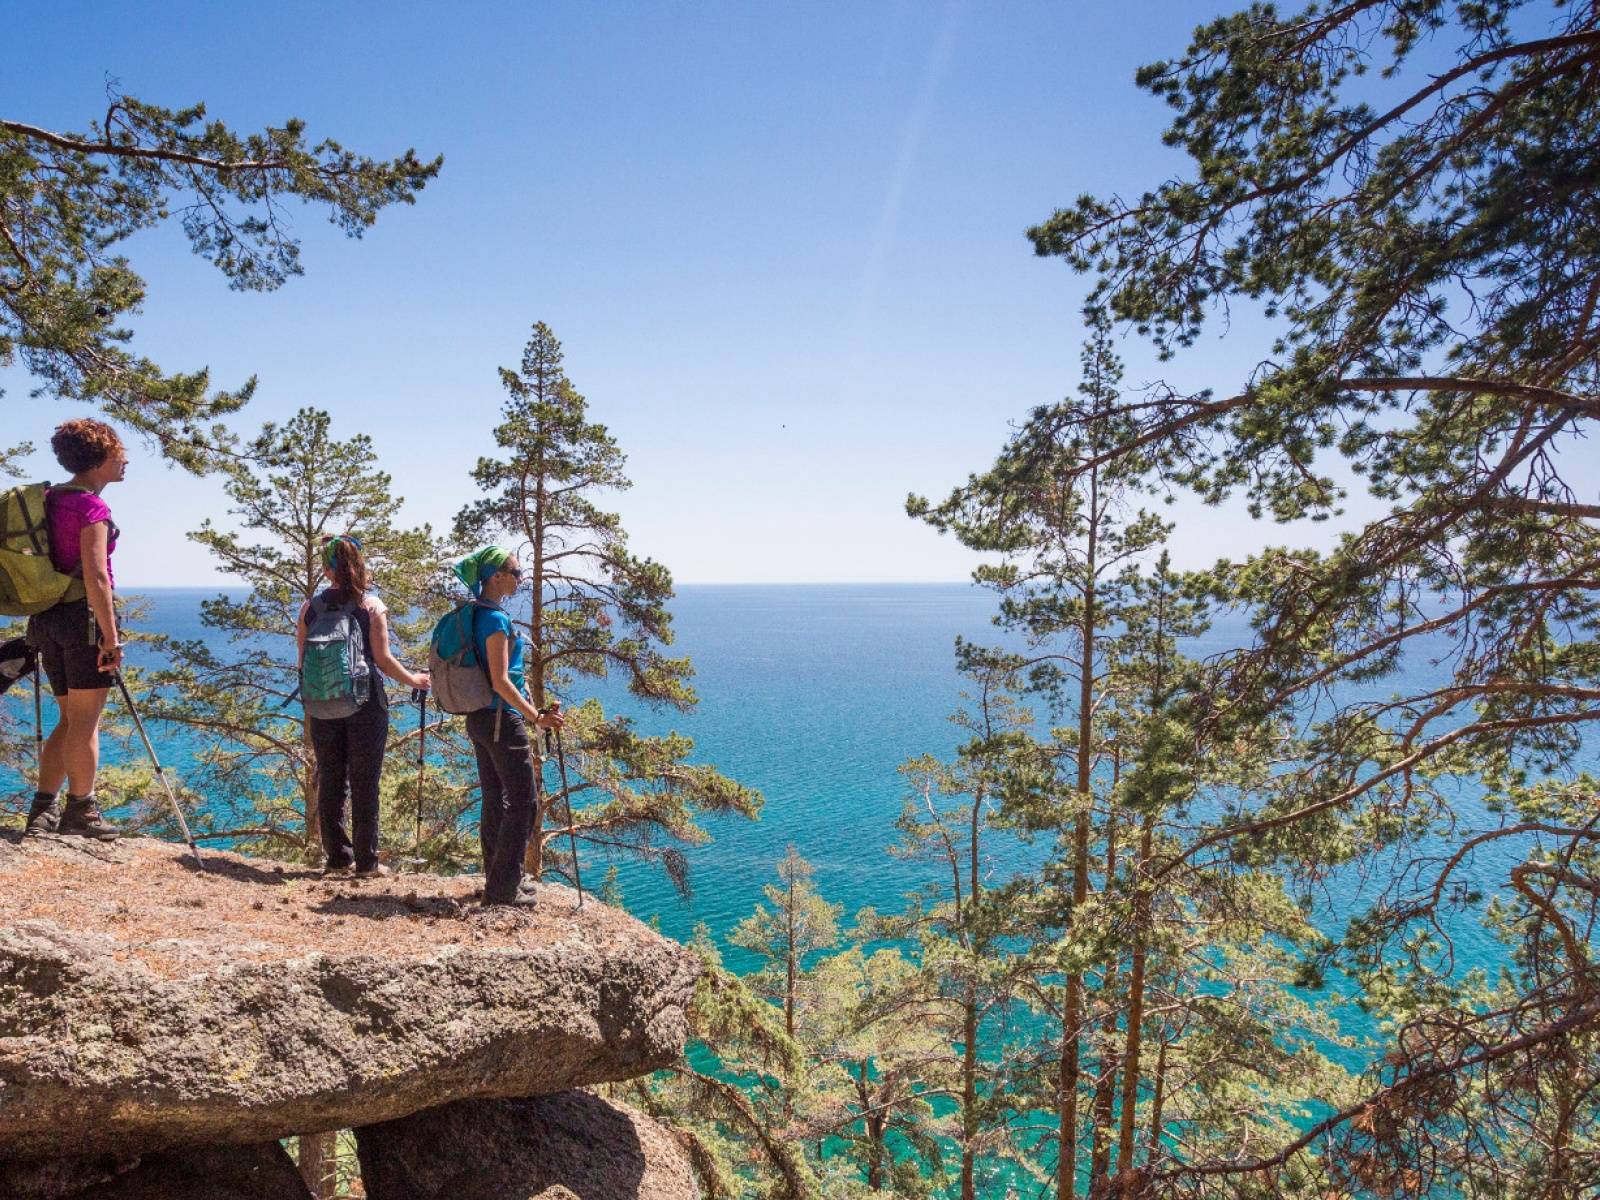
[58,794,119,841]
[354,863,391,880]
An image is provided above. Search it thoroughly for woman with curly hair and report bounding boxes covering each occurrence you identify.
[23,418,128,840]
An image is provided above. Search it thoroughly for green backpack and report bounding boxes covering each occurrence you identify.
[0,483,87,617]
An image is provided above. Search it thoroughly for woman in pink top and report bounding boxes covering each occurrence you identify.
[23,418,127,840]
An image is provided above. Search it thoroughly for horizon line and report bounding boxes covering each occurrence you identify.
[116,578,982,591]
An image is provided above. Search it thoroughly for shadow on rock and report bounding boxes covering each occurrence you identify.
[357,1090,694,1200]
[313,892,472,923]
[175,854,321,886]
[0,1142,311,1200]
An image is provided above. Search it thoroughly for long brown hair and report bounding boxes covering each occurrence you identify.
[326,536,369,599]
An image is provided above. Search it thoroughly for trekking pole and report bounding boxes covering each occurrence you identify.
[410,687,428,850]
[543,700,584,908]
[112,672,205,870]
[32,652,42,772]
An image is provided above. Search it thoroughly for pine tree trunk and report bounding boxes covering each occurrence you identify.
[961,790,984,1200]
[297,1132,336,1199]
[861,1063,886,1191]
[1116,815,1154,1175]
[1059,502,1098,1200]
[1144,1033,1169,1165]
[1088,807,1119,1188]
[523,461,548,878]
[962,983,978,1200]
[785,870,797,1040]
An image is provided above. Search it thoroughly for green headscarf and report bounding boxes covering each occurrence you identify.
[454,544,511,596]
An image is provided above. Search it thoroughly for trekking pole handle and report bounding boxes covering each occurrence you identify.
[540,698,561,753]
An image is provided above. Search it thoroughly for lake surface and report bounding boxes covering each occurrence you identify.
[34,583,1579,1000]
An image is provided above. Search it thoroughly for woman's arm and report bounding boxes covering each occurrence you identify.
[79,522,120,671]
[484,631,544,724]
[368,604,428,690]
[483,631,563,731]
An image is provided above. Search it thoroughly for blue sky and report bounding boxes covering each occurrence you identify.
[4,0,1345,586]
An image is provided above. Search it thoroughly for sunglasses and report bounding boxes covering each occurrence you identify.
[501,566,524,579]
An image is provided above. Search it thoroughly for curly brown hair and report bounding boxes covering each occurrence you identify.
[50,418,124,475]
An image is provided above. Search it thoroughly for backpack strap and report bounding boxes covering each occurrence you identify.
[469,601,497,682]
[9,483,50,556]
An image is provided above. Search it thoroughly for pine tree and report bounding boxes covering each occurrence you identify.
[148,408,455,864]
[886,655,1036,1200]
[455,321,760,891]
[630,926,821,1200]
[912,322,1163,1196]
[799,943,948,1196]
[729,846,843,1042]
[1,96,438,468]
[1025,2,1600,1189]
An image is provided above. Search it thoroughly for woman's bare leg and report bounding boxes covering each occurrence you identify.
[59,687,109,796]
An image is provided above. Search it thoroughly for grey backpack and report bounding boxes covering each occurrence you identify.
[300,593,372,719]
[428,601,496,715]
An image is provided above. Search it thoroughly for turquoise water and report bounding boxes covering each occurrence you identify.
[113,584,1015,946]
[30,583,1566,991]
[10,582,1584,1198]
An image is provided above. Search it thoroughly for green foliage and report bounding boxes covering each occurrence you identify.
[455,321,760,890]
[729,846,843,1038]
[1023,1,1600,1192]
[0,95,439,469]
[147,409,460,864]
[638,929,820,1200]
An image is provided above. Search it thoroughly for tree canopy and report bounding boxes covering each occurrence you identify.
[1028,1,1600,1193]
[1,92,440,468]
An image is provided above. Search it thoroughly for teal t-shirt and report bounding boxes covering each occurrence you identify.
[472,602,527,712]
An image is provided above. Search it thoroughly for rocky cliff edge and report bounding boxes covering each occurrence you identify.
[0,833,702,1166]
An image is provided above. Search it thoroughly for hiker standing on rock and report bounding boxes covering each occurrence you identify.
[24,419,128,841]
[297,535,429,879]
[451,545,562,909]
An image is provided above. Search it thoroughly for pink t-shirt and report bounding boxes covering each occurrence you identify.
[48,489,117,590]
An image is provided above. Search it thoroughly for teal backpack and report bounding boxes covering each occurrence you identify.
[300,593,372,719]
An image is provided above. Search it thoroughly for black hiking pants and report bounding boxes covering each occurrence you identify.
[467,707,537,903]
[309,696,389,871]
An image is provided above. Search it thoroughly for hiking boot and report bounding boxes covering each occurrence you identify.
[321,861,354,877]
[470,879,537,899]
[24,793,60,837]
[58,794,119,841]
[354,863,391,880]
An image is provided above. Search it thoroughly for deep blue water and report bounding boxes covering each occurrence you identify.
[110,584,1015,946]
[20,583,1581,1001]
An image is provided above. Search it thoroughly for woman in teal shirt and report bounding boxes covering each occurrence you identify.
[456,546,563,907]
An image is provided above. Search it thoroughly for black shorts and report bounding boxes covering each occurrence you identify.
[28,598,116,695]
